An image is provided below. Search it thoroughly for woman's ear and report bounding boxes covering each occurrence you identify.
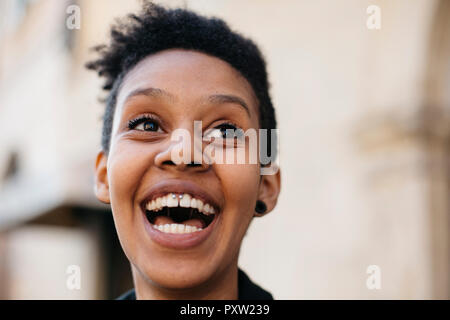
[94,151,111,204]
[255,169,281,217]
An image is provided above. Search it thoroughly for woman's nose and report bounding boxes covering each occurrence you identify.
[154,135,210,172]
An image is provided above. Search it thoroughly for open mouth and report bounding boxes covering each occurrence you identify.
[144,193,217,234]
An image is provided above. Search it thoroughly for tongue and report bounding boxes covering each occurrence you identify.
[153,216,205,229]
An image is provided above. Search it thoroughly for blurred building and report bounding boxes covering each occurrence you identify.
[0,0,449,299]
[0,0,139,299]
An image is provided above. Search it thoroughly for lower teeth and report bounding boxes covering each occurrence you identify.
[153,223,203,234]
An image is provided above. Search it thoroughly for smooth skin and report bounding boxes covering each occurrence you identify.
[94,49,281,299]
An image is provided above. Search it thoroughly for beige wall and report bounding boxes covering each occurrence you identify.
[0,0,448,299]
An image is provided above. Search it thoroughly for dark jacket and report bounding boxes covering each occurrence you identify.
[117,268,273,300]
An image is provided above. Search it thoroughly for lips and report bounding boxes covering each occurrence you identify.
[140,180,222,249]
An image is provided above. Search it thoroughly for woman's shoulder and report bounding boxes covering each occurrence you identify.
[238,268,273,300]
[116,288,136,300]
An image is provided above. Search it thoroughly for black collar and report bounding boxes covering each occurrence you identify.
[117,268,273,300]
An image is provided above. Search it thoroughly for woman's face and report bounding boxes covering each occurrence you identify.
[95,49,280,291]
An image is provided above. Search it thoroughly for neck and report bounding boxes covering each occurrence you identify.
[131,263,239,300]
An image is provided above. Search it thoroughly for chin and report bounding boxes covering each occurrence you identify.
[141,261,218,290]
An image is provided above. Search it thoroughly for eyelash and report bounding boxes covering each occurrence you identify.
[128,115,160,130]
[216,122,240,135]
[206,121,245,141]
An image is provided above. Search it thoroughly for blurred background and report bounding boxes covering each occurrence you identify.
[0,0,449,299]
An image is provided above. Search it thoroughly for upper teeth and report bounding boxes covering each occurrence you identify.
[146,193,216,215]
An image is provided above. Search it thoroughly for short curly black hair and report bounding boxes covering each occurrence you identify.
[87,1,277,157]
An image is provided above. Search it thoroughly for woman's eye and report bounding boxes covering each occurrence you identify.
[137,120,159,131]
[204,123,241,139]
[128,117,161,132]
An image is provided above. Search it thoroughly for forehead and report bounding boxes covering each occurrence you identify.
[115,49,258,114]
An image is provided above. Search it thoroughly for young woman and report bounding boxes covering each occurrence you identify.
[88,2,281,300]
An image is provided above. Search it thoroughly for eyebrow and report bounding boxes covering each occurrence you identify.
[207,94,250,116]
[124,87,250,116]
[124,87,175,103]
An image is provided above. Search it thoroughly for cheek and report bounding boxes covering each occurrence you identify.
[216,163,260,218]
[107,144,151,230]
[213,163,260,260]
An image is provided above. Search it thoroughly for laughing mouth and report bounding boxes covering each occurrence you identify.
[144,193,217,234]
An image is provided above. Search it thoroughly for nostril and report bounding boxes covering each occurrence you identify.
[162,160,176,166]
[160,160,205,169]
[187,162,202,168]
